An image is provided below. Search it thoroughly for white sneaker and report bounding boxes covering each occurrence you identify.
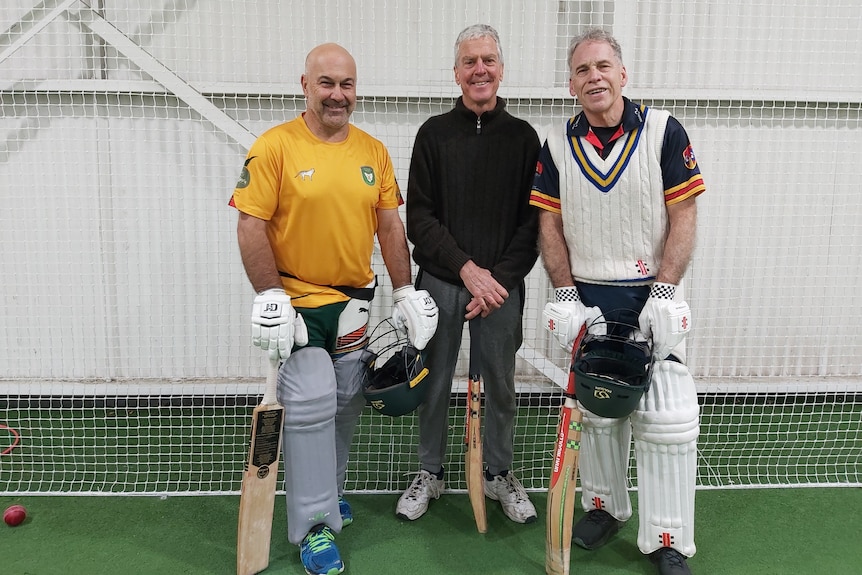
[484,472,537,524]
[396,470,444,521]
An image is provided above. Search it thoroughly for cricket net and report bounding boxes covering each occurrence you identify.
[1,0,861,495]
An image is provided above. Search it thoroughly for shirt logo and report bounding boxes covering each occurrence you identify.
[235,156,257,189]
[361,166,376,186]
[296,168,315,181]
[635,259,651,276]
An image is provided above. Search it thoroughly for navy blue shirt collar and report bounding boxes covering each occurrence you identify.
[567,97,645,137]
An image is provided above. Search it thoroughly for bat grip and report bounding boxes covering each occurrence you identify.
[468,318,481,376]
[565,323,589,398]
[261,357,280,405]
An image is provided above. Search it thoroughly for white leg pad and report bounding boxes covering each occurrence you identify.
[278,347,341,544]
[631,360,699,556]
[577,404,633,521]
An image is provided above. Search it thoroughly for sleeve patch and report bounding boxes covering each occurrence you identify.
[682,145,697,170]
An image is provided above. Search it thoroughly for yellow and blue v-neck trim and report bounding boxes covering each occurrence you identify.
[566,101,648,193]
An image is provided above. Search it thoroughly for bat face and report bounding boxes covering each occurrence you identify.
[245,406,284,475]
[465,373,487,533]
[546,323,588,575]
[237,364,284,575]
[545,397,581,575]
[465,319,487,534]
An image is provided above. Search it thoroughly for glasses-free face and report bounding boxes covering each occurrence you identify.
[569,40,628,126]
[302,45,357,138]
[454,36,504,114]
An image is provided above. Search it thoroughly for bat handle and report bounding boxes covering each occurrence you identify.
[262,357,280,404]
[468,318,481,374]
[565,323,589,398]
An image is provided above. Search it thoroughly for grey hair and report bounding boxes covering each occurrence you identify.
[567,28,623,73]
[454,24,503,67]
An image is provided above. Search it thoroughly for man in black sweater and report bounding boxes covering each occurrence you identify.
[396,24,541,525]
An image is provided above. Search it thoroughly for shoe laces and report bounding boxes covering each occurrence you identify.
[662,548,687,568]
[501,474,529,502]
[407,471,436,499]
[585,509,613,525]
[304,526,335,553]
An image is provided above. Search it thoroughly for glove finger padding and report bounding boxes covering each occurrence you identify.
[273,320,295,361]
[542,302,576,351]
[639,297,691,360]
[294,314,309,347]
[252,288,302,361]
[543,301,605,351]
[392,286,439,350]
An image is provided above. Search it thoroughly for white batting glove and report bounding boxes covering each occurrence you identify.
[251,288,308,361]
[391,285,439,350]
[638,282,691,360]
[542,286,605,352]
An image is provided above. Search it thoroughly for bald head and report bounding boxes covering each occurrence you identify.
[305,43,356,77]
[301,43,357,141]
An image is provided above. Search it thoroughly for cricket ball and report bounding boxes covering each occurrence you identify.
[3,504,27,527]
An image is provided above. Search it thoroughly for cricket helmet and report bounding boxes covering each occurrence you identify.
[361,323,430,417]
[573,319,653,419]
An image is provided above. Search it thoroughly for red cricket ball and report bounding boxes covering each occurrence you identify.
[3,504,27,527]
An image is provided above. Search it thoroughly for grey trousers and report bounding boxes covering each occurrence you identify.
[415,272,523,476]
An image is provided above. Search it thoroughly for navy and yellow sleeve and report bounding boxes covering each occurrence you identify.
[661,117,706,205]
[529,141,562,213]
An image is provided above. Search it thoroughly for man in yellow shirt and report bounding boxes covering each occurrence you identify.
[231,43,438,575]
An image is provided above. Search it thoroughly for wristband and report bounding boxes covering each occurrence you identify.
[648,282,676,300]
[554,286,580,303]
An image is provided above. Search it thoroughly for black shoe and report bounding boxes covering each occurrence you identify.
[649,547,692,575]
[571,509,622,550]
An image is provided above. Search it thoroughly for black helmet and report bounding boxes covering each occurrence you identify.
[573,319,653,418]
[361,323,430,417]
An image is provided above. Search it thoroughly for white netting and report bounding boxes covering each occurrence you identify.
[1,0,860,495]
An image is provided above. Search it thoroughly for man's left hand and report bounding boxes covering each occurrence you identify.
[392,286,439,350]
[638,282,692,360]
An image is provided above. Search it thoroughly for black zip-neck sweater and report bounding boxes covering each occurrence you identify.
[406,97,540,290]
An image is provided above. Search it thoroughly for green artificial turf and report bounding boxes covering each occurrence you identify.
[3,487,861,575]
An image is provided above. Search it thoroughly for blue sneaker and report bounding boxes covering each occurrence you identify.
[338,496,353,527]
[300,525,344,575]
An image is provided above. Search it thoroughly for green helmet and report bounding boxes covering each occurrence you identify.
[362,343,429,417]
[573,323,653,419]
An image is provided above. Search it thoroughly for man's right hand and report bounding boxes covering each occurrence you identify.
[542,286,604,351]
[251,288,308,361]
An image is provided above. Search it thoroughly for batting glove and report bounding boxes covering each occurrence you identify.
[391,285,439,350]
[251,288,308,361]
[638,282,692,360]
[543,286,605,352]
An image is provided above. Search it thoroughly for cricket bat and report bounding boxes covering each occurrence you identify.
[545,324,588,575]
[237,357,284,575]
[465,319,487,533]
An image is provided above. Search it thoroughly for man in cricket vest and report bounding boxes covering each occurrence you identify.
[531,28,705,575]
